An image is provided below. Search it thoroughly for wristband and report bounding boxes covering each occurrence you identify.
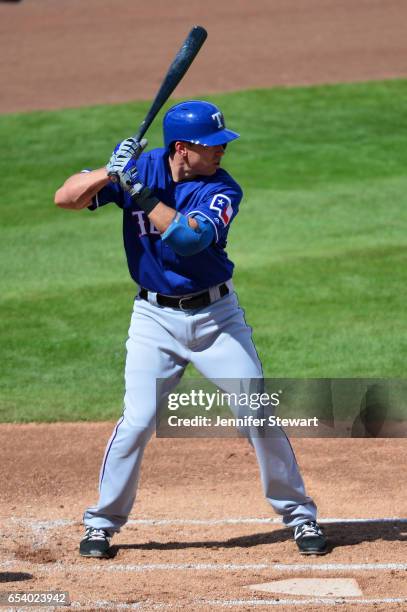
[133,186,160,215]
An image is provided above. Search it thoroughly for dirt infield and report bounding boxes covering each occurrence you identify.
[0,425,406,610]
[1,0,406,609]
[1,0,407,113]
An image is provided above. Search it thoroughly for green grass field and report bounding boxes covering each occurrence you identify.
[1,80,406,421]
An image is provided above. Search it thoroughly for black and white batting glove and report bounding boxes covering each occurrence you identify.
[106,137,148,182]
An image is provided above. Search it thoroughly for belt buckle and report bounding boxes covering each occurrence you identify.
[178,296,191,311]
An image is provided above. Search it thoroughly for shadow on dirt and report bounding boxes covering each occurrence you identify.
[0,572,33,583]
[110,519,406,556]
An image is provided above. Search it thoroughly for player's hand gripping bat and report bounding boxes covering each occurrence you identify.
[108,25,208,183]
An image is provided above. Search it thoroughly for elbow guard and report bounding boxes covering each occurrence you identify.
[161,212,215,256]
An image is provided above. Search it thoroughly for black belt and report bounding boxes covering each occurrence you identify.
[139,283,229,310]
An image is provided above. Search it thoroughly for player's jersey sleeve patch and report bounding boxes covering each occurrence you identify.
[209,194,233,227]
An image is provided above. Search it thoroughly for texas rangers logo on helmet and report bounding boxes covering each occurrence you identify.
[209,194,233,226]
[211,111,225,129]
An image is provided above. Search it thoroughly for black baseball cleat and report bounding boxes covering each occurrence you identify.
[79,527,112,558]
[294,520,328,555]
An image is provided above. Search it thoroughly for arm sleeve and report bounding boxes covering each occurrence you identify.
[161,213,215,256]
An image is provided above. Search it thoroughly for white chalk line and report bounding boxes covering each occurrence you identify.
[1,561,407,572]
[10,518,75,529]
[9,516,407,529]
[128,516,407,526]
[200,597,407,607]
[71,602,171,610]
[66,597,407,609]
[71,601,143,609]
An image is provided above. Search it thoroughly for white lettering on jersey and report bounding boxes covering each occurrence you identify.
[132,210,147,236]
[132,211,160,237]
[209,194,233,226]
[211,111,224,129]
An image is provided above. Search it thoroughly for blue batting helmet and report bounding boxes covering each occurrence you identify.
[163,100,240,149]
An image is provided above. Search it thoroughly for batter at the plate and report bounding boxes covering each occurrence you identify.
[54,100,327,558]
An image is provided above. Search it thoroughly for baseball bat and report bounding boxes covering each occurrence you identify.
[134,25,208,143]
[109,25,207,183]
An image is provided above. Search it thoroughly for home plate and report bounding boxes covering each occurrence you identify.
[246,578,363,597]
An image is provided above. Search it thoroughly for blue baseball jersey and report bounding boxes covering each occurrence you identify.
[89,147,243,295]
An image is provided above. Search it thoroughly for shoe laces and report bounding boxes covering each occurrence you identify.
[294,521,323,540]
[85,527,110,541]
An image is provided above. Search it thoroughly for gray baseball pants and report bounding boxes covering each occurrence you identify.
[84,285,317,532]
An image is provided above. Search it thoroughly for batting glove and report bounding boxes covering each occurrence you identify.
[106,137,148,182]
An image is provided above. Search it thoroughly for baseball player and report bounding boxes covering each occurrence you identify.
[54,100,327,558]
